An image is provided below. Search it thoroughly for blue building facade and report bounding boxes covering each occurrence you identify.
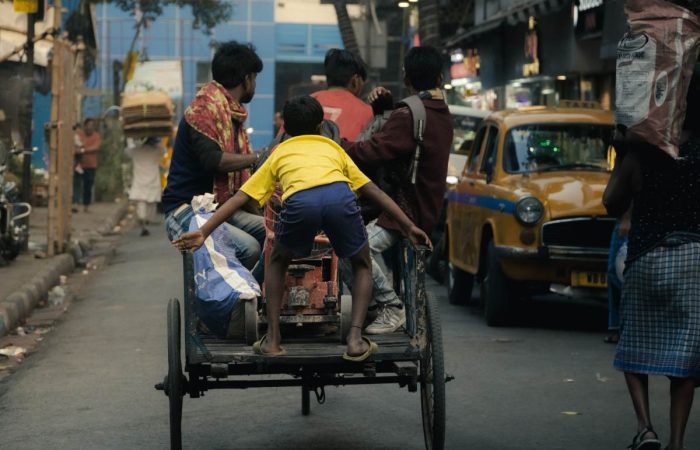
[88,1,344,150]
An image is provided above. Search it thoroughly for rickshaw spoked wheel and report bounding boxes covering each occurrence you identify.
[420,292,446,450]
[167,298,184,450]
[244,297,260,345]
[339,294,353,344]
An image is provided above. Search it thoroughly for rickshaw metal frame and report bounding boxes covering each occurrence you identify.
[157,241,445,450]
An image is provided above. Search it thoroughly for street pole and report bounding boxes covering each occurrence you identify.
[22,12,36,204]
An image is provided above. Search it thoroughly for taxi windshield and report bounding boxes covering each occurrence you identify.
[503,123,613,174]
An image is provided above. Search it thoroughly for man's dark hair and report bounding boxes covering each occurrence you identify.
[324,49,367,88]
[283,96,324,137]
[212,41,263,89]
[83,118,95,126]
[404,46,443,91]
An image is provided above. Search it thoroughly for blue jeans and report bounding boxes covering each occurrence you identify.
[340,221,402,308]
[165,204,265,272]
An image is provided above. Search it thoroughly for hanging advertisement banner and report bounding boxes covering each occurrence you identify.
[124,60,183,105]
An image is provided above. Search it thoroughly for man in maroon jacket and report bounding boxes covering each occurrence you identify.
[342,46,453,334]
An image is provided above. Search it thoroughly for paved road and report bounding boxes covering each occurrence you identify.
[0,225,698,449]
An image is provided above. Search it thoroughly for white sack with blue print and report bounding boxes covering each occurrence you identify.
[189,195,261,337]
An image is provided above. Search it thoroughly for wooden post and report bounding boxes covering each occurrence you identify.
[47,0,75,256]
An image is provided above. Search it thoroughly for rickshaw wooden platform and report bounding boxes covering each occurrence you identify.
[190,332,418,365]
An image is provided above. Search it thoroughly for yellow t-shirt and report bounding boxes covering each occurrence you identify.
[240,135,371,207]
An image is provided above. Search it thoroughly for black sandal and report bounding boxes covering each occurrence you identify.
[628,426,661,450]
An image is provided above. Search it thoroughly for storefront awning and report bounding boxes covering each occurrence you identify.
[446,0,568,47]
[600,0,627,59]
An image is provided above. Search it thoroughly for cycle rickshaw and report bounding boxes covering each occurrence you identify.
[157,237,447,450]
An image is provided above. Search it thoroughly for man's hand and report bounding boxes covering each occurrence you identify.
[367,86,391,104]
[172,231,206,252]
[406,225,432,250]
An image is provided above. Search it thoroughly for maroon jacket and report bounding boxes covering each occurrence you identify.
[343,98,453,235]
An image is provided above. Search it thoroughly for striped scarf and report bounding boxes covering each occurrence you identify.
[184,81,251,203]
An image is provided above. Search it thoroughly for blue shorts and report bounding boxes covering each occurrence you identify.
[276,182,368,258]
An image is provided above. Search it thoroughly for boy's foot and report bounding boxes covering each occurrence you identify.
[253,334,286,356]
[343,337,378,362]
[365,305,405,335]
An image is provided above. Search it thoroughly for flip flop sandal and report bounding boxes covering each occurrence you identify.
[252,334,287,357]
[342,337,379,362]
[628,426,661,450]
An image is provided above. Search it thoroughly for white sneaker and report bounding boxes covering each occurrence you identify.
[365,305,406,335]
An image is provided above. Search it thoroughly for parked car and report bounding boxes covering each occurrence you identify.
[426,105,489,282]
[445,106,615,325]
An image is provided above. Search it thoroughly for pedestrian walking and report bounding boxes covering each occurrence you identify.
[75,118,101,213]
[603,74,700,450]
[127,137,164,236]
[72,123,84,213]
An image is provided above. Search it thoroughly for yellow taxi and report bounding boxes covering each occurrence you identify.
[445,106,615,325]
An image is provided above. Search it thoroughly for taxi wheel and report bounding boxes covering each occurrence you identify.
[482,241,512,326]
[447,263,473,306]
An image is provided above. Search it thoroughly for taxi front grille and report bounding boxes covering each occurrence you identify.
[541,218,616,250]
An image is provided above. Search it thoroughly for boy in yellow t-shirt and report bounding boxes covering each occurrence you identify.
[174,96,430,361]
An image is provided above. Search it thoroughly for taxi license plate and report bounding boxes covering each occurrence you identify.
[571,271,607,288]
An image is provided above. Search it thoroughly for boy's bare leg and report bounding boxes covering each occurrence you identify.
[346,245,373,356]
[262,243,293,354]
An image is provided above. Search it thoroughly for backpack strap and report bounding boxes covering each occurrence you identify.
[398,95,427,184]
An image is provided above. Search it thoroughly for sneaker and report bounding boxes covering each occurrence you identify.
[365,305,406,335]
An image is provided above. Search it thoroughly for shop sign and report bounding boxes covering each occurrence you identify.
[13,0,38,13]
[573,0,605,37]
[523,17,540,77]
[450,49,480,80]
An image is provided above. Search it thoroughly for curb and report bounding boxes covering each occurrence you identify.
[0,201,129,338]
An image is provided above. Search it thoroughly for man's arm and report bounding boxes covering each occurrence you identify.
[603,150,642,217]
[343,107,416,168]
[191,127,258,173]
[358,182,431,249]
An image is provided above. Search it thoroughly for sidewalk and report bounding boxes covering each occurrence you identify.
[0,200,129,337]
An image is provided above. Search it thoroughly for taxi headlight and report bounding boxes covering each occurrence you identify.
[515,197,544,225]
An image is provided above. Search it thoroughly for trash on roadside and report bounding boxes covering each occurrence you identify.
[14,327,26,336]
[48,286,66,307]
[596,373,610,383]
[561,411,582,416]
[82,270,89,275]
[563,378,575,383]
[59,275,68,285]
[0,346,27,358]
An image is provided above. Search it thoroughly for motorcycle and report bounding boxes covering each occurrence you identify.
[0,142,32,265]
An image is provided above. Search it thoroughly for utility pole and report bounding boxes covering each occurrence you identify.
[22,11,36,204]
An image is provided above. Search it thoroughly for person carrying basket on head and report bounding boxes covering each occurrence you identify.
[173,95,431,361]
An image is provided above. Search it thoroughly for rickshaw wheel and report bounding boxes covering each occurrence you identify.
[420,292,446,450]
[167,298,184,450]
[244,297,260,345]
[339,294,353,344]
